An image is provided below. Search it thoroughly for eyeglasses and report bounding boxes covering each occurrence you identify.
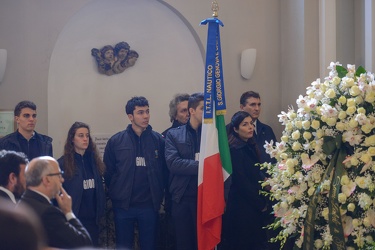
[46,171,64,177]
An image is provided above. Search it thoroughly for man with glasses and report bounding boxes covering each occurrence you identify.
[18,156,92,249]
[0,101,53,160]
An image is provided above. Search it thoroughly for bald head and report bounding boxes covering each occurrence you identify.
[25,156,63,199]
[26,156,55,187]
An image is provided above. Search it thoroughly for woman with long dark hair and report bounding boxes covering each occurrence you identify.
[57,121,106,246]
[222,111,268,249]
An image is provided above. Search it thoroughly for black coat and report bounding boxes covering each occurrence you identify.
[57,151,105,224]
[103,124,166,211]
[255,119,277,164]
[222,136,268,249]
[18,189,92,249]
[164,122,201,203]
[0,130,53,159]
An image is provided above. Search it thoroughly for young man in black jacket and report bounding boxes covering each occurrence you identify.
[0,101,53,159]
[104,96,167,250]
[164,93,204,250]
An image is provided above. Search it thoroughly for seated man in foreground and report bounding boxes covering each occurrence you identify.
[18,156,92,249]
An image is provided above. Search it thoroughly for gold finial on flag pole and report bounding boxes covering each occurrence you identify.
[212,0,219,17]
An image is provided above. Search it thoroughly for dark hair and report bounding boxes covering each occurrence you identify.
[227,111,252,145]
[168,93,190,122]
[62,122,105,179]
[0,150,28,187]
[239,91,261,106]
[114,42,130,55]
[128,50,139,58]
[125,96,149,115]
[188,92,204,114]
[100,45,114,56]
[14,101,36,116]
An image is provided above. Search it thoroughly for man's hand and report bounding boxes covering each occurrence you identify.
[55,187,72,215]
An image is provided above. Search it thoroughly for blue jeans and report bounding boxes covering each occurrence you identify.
[113,207,158,250]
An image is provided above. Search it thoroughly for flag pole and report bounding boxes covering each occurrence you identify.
[197,1,232,250]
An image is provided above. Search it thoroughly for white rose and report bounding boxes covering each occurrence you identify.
[347,98,356,107]
[326,117,337,126]
[294,120,302,129]
[350,85,361,96]
[286,122,293,131]
[338,193,347,204]
[314,239,323,249]
[303,132,312,140]
[365,92,375,103]
[363,217,371,227]
[292,142,302,151]
[357,107,366,114]
[350,157,359,166]
[338,111,347,120]
[341,175,350,185]
[281,135,289,142]
[356,95,364,104]
[349,119,359,128]
[325,89,336,98]
[302,120,311,129]
[352,218,360,227]
[336,122,346,131]
[332,76,341,85]
[311,120,320,130]
[316,129,324,139]
[348,203,355,212]
[338,95,347,104]
[346,106,356,115]
[292,130,301,140]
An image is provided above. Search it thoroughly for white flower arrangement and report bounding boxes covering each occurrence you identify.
[263,62,375,249]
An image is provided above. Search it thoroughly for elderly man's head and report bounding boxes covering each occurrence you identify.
[25,156,64,199]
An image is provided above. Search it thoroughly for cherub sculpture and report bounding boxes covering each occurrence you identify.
[91,42,138,76]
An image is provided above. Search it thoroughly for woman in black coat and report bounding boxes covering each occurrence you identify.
[57,122,106,247]
[221,111,268,250]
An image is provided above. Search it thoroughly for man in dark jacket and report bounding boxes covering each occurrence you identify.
[0,101,53,159]
[164,92,204,250]
[239,90,279,250]
[240,91,277,164]
[18,156,92,249]
[104,96,167,250]
[0,150,28,204]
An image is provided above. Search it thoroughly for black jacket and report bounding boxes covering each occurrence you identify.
[162,120,184,138]
[222,136,268,248]
[255,119,277,164]
[57,151,105,224]
[103,124,166,211]
[18,189,92,249]
[165,122,201,203]
[0,130,53,159]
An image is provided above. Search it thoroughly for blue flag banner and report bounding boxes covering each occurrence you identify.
[200,18,227,123]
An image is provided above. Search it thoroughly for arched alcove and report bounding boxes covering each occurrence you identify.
[48,0,204,155]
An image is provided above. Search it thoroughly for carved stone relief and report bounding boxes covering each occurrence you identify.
[91,42,139,76]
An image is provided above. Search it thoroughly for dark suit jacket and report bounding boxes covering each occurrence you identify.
[18,189,92,249]
[255,120,277,164]
[0,189,13,202]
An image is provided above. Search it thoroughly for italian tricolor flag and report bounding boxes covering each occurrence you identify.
[197,110,232,250]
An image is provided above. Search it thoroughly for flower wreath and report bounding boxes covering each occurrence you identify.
[263,62,375,250]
